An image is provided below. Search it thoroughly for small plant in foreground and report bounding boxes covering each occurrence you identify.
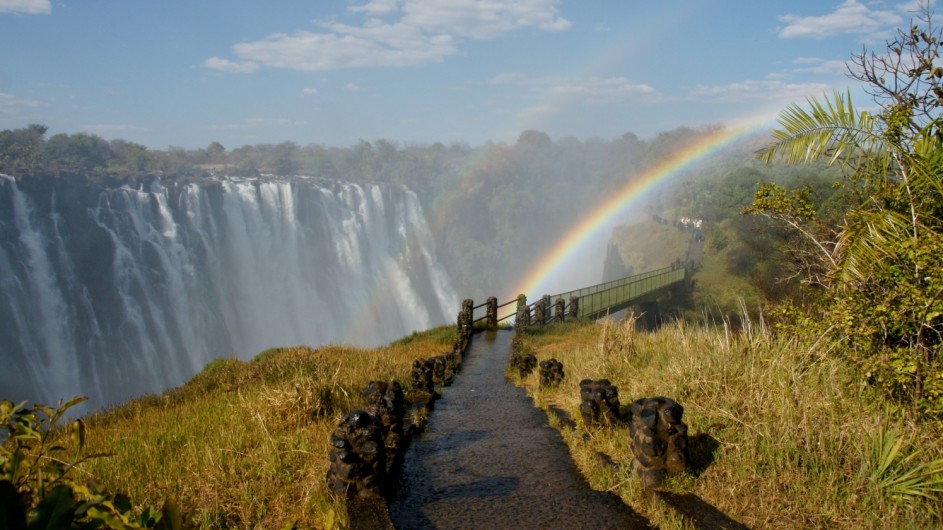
[0,397,189,529]
[861,422,943,507]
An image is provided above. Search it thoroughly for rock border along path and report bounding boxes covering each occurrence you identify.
[387,330,654,529]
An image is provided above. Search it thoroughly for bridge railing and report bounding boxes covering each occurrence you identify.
[564,267,685,320]
[483,266,685,327]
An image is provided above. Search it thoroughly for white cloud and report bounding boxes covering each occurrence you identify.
[348,0,400,16]
[793,56,824,64]
[83,124,149,135]
[520,105,558,116]
[204,57,259,73]
[792,57,850,75]
[897,0,936,13]
[689,79,834,103]
[490,73,654,101]
[488,72,533,86]
[205,117,306,131]
[229,25,456,70]
[400,0,570,39]
[207,0,570,72]
[0,92,41,114]
[778,0,901,39]
[344,83,365,92]
[301,87,319,95]
[549,77,654,99]
[0,0,50,15]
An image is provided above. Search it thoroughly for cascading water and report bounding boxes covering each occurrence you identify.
[0,173,459,412]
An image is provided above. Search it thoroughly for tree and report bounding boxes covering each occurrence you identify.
[749,3,943,418]
[110,139,152,171]
[206,141,226,164]
[44,133,113,171]
[0,124,47,172]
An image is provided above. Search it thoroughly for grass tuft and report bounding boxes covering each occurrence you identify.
[515,314,943,529]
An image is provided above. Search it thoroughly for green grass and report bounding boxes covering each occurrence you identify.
[514,317,943,529]
[24,315,943,529]
[48,326,456,529]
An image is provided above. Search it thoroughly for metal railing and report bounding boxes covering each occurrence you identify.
[559,267,685,320]
[482,266,685,325]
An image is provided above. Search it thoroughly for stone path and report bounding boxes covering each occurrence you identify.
[387,330,654,529]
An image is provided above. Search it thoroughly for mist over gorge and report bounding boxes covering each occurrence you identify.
[0,124,755,411]
[0,172,459,410]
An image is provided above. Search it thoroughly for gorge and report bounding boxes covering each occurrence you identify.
[0,173,459,411]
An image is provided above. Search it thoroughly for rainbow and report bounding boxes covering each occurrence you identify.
[505,118,774,305]
[341,117,776,342]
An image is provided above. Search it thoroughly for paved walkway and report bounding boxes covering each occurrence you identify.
[387,330,654,529]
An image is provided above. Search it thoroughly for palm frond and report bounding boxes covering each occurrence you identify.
[831,208,915,285]
[908,131,943,200]
[863,424,943,503]
[759,90,892,171]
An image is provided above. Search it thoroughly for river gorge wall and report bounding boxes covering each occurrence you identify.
[0,173,458,410]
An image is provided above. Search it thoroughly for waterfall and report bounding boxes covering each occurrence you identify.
[0,174,459,411]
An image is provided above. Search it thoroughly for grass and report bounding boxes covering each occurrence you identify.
[24,313,943,529]
[51,326,456,529]
[514,317,943,529]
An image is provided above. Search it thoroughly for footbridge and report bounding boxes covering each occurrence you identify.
[469,266,687,328]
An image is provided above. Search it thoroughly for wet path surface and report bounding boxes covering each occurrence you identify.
[388,330,654,529]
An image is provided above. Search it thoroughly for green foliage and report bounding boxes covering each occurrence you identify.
[861,423,943,505]
[0,398,192,529]
[0,124,47,173]
[751,5,943,420]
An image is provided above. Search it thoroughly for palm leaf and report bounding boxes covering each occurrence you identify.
[908,131,943,200]
[831,208,914,285]
[759,90,893,174]
[864,424,943,503]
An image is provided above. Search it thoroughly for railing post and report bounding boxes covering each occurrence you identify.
[456,299,473,350]
[541,295,552,324]
[534,297,546,326]
[514,294,529,333]
[486,296,498,330]
[554,297,566,322]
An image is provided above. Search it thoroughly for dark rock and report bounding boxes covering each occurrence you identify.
[410,359,435,395]
[362,381,407,463]
[538,358,564,387]
[579,379,622,425]
[326,409,387,498]
[629,397,689,489]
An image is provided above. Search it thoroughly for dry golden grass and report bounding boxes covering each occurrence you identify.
[61,326,454,529]
[515,317,943,529]
[41,315,943,529]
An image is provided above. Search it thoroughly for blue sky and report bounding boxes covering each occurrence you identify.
[0,0,930,150]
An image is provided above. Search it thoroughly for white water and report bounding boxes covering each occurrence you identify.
[0,174,459,411]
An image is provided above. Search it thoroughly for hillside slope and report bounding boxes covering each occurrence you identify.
[13,318,943,529]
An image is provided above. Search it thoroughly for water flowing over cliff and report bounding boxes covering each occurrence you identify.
[0,173,459,410]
